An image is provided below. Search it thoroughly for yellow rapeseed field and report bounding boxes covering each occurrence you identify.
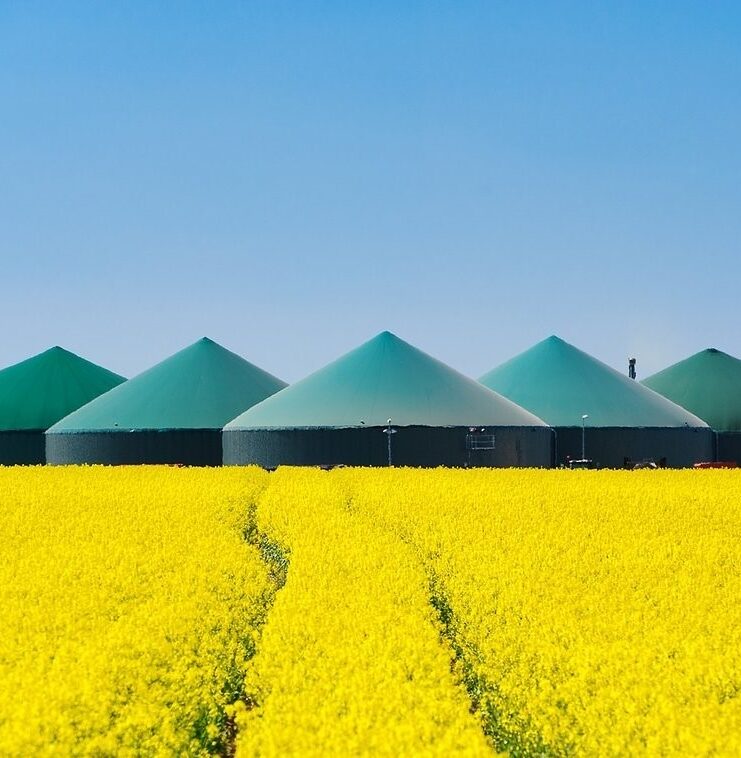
[330,468,741,755]
[2,466,740,755]
[234,468,491,756]
[0,466,273,756]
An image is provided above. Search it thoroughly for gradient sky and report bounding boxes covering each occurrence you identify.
[2,2,740,383]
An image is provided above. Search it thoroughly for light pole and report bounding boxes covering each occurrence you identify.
[383,418,397,467]
[581,414,589,460]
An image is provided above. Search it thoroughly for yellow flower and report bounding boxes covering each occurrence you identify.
[3,466,739,755]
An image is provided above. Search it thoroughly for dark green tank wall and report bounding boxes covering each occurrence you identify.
[553,426,713,468]
[222,426,554,468]
[717,432,741,465]
[39,426,719,468]
[0,431,46,465]
[46,430,222,466]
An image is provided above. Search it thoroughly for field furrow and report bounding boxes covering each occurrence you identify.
[2,467,740,755]
[234,468,491,756]
[0,466,273,756]
[334,468,741,755]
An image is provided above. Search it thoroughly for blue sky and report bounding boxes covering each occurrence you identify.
[1,2,740,382]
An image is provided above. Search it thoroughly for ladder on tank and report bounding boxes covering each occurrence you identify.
[466,428,496,467]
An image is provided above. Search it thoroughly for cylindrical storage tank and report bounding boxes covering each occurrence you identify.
[543,426,712,469]
[224,331,552,468]
[643,348,741,465]
[479,336,713,468]
[47,338,286,466]
[0,347,125,464]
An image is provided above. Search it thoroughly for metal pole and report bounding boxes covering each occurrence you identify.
[581,414,588,460]
[384,418,395,467]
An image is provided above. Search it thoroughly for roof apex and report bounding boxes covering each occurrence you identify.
[480,337,708,428]
[47,338,286,432]
[226,331,547,429]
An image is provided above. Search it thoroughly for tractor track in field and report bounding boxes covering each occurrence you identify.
[228,478,556,756]
[336,485,557,757]
[427,570,560,758]
[222,499,291,757]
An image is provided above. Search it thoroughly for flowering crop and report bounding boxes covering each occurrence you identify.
[2,466,739,755]
[331,468,741,755]
[0,466,272,756]
[234,468,490,756]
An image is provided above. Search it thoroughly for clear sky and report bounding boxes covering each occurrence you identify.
[1,2,740,383]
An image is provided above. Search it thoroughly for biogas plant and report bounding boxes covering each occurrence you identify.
[1,333,738,469]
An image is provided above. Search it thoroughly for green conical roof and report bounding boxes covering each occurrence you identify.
[0,347,125,431]
[48,338,286,432]
[225,331,547,429]
[479,336,708,428]
[642,349,741,432]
